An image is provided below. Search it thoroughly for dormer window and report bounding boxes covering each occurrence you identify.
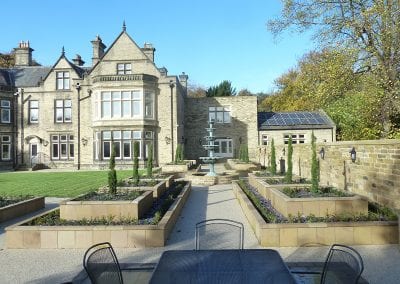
[56,71,70,90]
[117,63,132,75]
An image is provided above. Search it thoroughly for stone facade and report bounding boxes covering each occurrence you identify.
[184,96,258,160]
[0,28,188,170]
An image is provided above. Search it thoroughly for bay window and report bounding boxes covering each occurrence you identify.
[98,90,154,119]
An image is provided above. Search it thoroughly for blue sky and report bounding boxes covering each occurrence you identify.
[0,0,315,93]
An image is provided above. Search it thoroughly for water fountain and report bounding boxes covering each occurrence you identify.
[199,120,219,176]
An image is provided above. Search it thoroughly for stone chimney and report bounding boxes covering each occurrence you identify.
[14,41,34,66]
[179,72,189,90]
[159,67,168,77]
[72,54,85,66]
[142,43,155,62]
[91,35,106,66]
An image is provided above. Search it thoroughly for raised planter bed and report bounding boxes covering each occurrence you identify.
[233,181,398,247]
[227,159,260,172]
[161,160,196,174]
[0,197,45,223]
[248,173,368,217]
[116,176,173,199]
[185,165,239,185]
[5,182,192,249]
[59,191,153,220]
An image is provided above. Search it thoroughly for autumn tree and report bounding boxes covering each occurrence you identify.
[0,52,15,68]
[268,0,400,137]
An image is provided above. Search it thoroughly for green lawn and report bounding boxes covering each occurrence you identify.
[0,170,136,198]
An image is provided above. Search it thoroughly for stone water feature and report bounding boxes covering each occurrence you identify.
[199,120,219,176]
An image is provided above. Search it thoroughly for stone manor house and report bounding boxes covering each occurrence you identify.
[0,26,336,170]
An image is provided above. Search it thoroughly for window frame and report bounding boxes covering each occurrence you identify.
[116,63,132,75]
[284,133,306,144]
[29,100,39,124]
[51,134,74,160]
[0,100,11,123]
[208,106,231,124]
[56,71,70,90]
[0,135,11,161]
[55,99,72,123]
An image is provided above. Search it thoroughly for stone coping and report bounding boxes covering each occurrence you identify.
[248,173,368,217]
[116,178,170,199]
[0,197,45,223]
[232,181,398,246]
[59,190,154,220]
[227,159,260,172]
[5,182,192,249]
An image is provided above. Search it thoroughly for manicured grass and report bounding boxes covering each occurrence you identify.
[0,170,137,198]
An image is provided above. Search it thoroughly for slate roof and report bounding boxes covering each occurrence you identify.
[258,111,335,130]
[0,67,51,88]
[0,69,13,86]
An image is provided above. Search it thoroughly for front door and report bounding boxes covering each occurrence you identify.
[214,139,233,158]
[30,143,38,166]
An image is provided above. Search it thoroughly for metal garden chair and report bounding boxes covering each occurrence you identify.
[83,242,124,284]
[290,244,364,284]
[195,218,244,250]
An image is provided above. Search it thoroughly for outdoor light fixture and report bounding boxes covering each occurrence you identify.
[81,137,88,146]
[239,137,242,144]
[43,140,49,147]
[350,147,356,163]
[165,136,172,145]
[319,147,325,160]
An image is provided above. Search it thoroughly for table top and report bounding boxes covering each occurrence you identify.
[149,249,297,284]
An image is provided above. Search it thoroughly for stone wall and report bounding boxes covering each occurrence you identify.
[259,139,400,210]
[184,96,258,161]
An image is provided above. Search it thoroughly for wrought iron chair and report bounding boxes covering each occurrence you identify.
[195,219,244,250]
[290,244,364,284]
[321,244,364,283]
[83,242,124,284]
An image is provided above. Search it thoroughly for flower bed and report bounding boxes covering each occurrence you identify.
[248,173,368,217]
[59,190,153,220]
[233,181,398,246]
[0,196,45,223]
[6,181,192,249]
[112,175,174,199]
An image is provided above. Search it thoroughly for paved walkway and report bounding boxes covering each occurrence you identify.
[0,167,399,283]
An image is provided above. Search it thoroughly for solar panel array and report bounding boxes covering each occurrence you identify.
[258,112,329,127]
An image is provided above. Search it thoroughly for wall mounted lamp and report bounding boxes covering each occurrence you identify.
[350,147,356,163]
[43,140,49,147]
[81,137,88,146]
[319,147,325,160]
[199,138,202,145]
[239,137,242,144]
[165,136,172,145]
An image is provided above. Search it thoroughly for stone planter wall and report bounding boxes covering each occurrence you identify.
[233,181,398,247]
[161,160,196,173]
[0,197,45,223]
[117,179,168,199]
[227,159,260,172]
[6,182,192,249]
[59,191,154,220]
[248,173,368,217]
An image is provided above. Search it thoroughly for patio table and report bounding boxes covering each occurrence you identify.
[149,249,297,284]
